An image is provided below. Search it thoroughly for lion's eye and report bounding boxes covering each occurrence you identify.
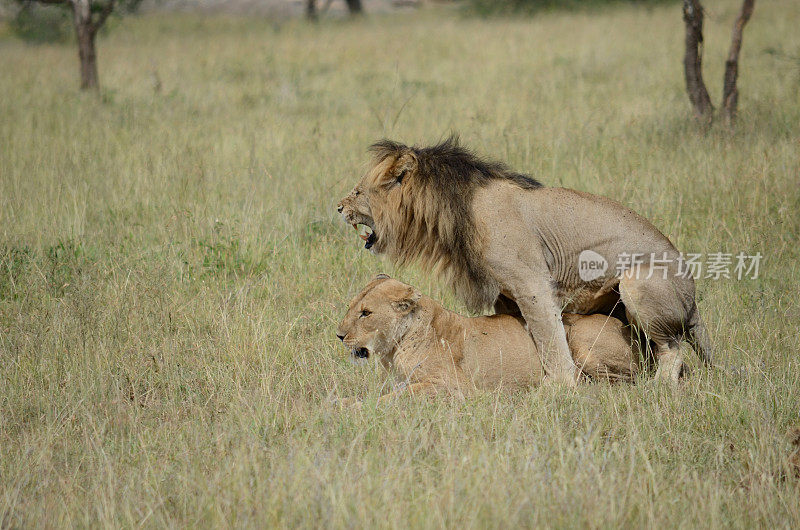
[359,309,371,318]
[354,190,361,197]
[396,170,407,184]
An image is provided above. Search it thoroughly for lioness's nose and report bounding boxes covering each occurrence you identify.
[336,333,345,342]
[336,204,343,213]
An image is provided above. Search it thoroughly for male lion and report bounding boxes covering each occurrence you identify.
[335,275,640,403]
[337,137,711,384]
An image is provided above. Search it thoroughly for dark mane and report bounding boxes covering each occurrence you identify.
[369,135,542,191]
[414,136,542,191]
[366,136,543,312]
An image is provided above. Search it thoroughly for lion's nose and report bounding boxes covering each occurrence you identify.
[337,204,343,213]
[336,333,345,342]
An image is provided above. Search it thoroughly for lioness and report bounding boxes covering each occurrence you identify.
[336,275,640,403]
[337,137,711,384]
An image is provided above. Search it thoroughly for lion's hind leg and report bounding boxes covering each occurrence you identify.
[618,264,695,383]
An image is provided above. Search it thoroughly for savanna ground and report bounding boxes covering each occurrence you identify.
[1,0,799,526]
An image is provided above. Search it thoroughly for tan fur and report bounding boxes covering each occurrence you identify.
[789,427,800,478]
[336,276,639,404]
[337,139,711,384]
[337,140,504,311]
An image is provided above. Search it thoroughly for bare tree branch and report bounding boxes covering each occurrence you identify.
[682,0,714,124]
[721,0,756,125]
[22,0,137,90]
[90,0,115,34]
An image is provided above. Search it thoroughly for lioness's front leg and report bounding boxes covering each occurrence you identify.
[509,282,579,386]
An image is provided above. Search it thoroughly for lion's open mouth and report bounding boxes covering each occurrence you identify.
[352,347,369,359]
[353,224,377,250]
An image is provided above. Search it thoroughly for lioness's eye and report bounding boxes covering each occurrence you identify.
[359,310,371,318]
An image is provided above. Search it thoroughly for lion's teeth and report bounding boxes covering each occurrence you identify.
[356,225,372,240]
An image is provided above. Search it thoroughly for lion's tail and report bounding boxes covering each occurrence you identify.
[687,307,713,366]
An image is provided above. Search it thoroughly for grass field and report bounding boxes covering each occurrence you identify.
[1,0,799,526]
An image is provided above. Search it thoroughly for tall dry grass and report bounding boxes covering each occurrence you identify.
[1,0,799,526]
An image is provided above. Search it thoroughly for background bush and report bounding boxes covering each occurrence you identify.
[9,2,72,44]
[465,0,676,16]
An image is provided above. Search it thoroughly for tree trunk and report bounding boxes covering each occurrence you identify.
[75,23,99,90]
[682,0,713,123]
[72,0,99,90]
[306,0,317,20]
[721,0,756,126]
[344,0,362,14]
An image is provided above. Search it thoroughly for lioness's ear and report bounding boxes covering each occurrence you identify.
[374,273,390,281]
[394,152,417,184]
[391,287,421,314]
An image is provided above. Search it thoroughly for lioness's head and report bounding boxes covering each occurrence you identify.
[336,274,421,361]
[336,140,418,255]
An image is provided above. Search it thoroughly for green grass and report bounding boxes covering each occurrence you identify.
[1,0,799,526]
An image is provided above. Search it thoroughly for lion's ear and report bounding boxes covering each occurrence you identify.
[391,287,421,314]
[374,273,390,281]
[394,152,417,184]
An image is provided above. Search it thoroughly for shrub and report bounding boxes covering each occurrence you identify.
[9,2,73,44]
[465,0,675,16]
